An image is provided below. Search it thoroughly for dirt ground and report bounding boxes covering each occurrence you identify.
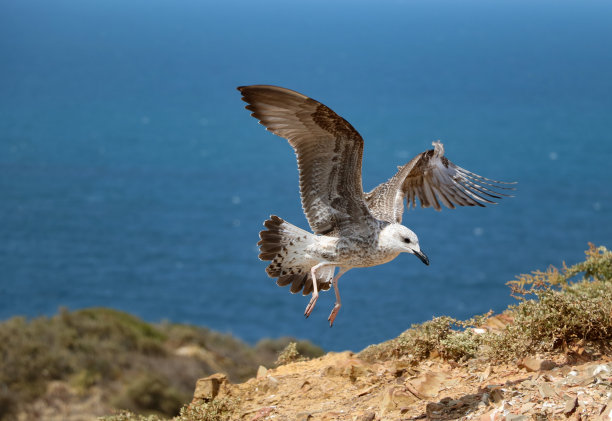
[193,350,612,421]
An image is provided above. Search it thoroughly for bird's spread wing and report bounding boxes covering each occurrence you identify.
[238,85,373,235]
[365,141,515,223]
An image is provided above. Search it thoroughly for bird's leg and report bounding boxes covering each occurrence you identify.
[328,268,349,327]
[304,263,326,318]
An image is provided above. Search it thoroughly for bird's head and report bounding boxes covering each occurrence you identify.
[379,223,429,265]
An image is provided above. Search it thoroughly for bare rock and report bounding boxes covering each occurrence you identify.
[479,364,492,382]
[379,386,418,415]
[518,357,556,372]
[193,373,227,402]
[489,387,505,404]
[354,412,376,421]
[563,396,578,416]
[183,345,612,421]
[322,355,371,381]
[480,408,504,421]
[261,376,279,393]
[250,406,274,420]
[426,397,470,419]
[389,360,414,377]
[505,415,528,421]
[409,371,448,398]
[520,402,536,412]
[599,397,612,420]
[537,382,557,399]
[300,380,312,392]
[589,363,610,377]
[256,365,268,379]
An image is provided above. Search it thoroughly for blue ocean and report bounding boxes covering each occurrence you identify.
[1,0,610,352]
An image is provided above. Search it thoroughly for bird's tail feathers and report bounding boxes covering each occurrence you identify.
[258,215,332,295]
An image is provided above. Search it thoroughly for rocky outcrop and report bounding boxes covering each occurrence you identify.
[189,351,612,420]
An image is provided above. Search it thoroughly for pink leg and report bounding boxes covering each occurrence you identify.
[328,268,349,327]
[304,263,327,318]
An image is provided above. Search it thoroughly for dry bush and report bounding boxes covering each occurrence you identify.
[0,307,321,420]
[361,244,612,364]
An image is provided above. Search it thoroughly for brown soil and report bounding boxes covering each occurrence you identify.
[193,350,612,420]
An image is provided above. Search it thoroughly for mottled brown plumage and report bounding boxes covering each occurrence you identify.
[238,85,514,326]
[239,85,374,238]
[364,141,513,224]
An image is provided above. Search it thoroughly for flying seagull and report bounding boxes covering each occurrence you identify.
[238,85,514,326]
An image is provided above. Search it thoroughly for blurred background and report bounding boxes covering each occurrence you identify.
[1,0,611,352]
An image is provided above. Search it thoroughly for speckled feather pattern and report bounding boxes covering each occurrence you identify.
[238,85,513,303]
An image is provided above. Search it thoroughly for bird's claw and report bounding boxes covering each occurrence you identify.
[304,294,318,318]
[327,304,340,327]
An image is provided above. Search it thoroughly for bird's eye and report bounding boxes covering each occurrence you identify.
[403,238,411,244]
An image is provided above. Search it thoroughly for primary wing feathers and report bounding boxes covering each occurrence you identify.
[238,85,513,228]
[366,141,514,223]
[238,85,372,235]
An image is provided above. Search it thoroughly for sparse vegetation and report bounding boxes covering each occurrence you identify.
[176,397,237,421]
[104,397,237,421]
[103,411,167,421]
[0,308,319,420]
[361,244,612,363]
[255,338,324,367]
[485,246,612,360]
[112,373,185,416]
[3,245,610,421]
[275,342,306,366]
[359,313,490,363]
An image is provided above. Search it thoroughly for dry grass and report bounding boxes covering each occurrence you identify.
[360,244,612,364]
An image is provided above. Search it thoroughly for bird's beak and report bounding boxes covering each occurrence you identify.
[414,250,429,266]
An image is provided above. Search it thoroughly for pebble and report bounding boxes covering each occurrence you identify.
[192,373,227,402]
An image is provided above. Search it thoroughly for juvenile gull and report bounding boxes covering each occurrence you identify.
[238,85,514,326]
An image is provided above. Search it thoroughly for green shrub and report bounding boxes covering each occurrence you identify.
[274,342,305,366]
[255,337,324,367]
[5,245,610,420]
[0,307,323,419]
[360,313,490,363]
[361,244,612,364]
[113,373,185,416]
[0,388,18,421]
[176,398,236,421]
[102,410,167,421]
[485,275,612,360]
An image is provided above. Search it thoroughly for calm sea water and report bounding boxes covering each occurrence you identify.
[1,0,611,351]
